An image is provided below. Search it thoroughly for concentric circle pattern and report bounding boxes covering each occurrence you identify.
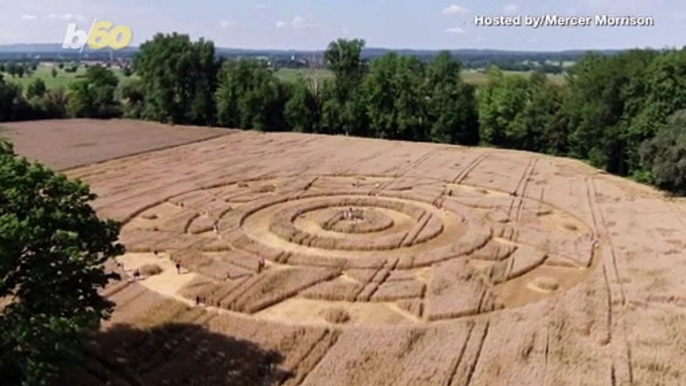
[120,175,596,323]
[319,207,394,234]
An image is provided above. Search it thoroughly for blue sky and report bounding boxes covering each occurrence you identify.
[2,0,684,50]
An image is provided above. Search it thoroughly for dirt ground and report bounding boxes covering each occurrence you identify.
[13,119,686,385]
[0,119,233,170]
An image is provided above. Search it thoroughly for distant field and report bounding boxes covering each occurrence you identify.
[275,68,334,83]
[276,68,566,86]
[2,65,566,93]
[1,65,130,91]
[463,70,567,86]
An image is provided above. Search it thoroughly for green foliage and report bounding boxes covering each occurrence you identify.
[425,52,479,145]
[28,90,68,120]
[26,78,47,99]
[50,67,57,78]
[66,66,121,119]
[116,78,145,119]
[478,66,567,154]
[0,75,24,121]
[135,33,218,125]
[324,38,366,99]
[216,59,289,131]
[564,50,658,174]
[363,53,427,140]
[478,67,530,147]
[285,80,319,133]
[0,141,123,385]
[639,110,686,194]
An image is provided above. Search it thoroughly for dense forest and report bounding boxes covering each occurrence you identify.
[1,33,686,194]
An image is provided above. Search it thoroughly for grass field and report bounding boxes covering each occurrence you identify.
[275,67,567,86]
[1,65,130,90]
[275,68,335,84]
[463,69,567,86]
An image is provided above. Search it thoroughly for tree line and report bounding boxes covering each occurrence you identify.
[1,33,686,194]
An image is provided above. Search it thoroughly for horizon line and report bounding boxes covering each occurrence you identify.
[0,42,663,54]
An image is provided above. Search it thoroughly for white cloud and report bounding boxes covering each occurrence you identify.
[528,37,537,43]
[474,36,486,43]
[444,27,465,34]
[275,15,318,30]
[291,15,318,29]
[21,14,38,21]
[442,5,468,15]
[674,12,686,21]
[502,4,518,14]
[255,3,268,9]
[219,20,237,28]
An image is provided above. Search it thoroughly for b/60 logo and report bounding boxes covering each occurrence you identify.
[62,19,133,51]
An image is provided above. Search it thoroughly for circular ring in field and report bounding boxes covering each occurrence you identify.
[319,208,394,234]
[219,192,476,268]
[264,195,445,251]
[119,174,597,324]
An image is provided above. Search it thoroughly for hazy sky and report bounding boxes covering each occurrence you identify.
[2,0,684,50]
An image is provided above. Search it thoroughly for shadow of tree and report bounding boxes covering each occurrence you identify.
[72,323,290,386]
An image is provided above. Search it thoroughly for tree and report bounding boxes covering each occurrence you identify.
[51,67,58,78]
[29,87,68,120]
[116,78,145,118]
[66,81,96,118]
[624,49,686,176]
[238,76,290,132]
[15,65,25,78]
[564,50,657,175]
[478,67,531,148]
[323,39,368,136]
[6,63,17,77]
[0,63,5,73]
[66,66,121,118]
[639,110,686,194]
[363,53,428,141]
[0,141,123,385]
[26,78,47,99]
[0,74,32,122]
[324,38,366,97]
[135,33,218,125]
[285,80,319,133]
[216,59,289,131]
[319,80,344,135]
[425,52,479,145]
